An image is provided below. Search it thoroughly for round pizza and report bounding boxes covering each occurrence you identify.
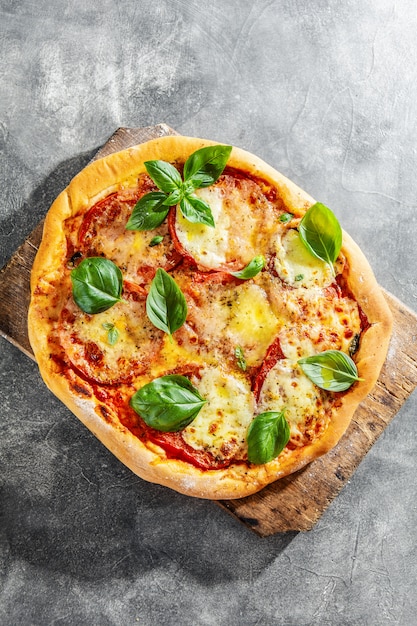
[28,136,393,499]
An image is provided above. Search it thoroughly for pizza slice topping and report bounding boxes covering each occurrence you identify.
[58,286,164,384]
[75,180,181,284]
[256,357,330,449]
[180,366,255,462]
[169,173,281,272]
[60,148,367,470]
[180,275,280,368]
[274,228,336,288]
[298,350,363,392]
[127,144,232,231]
[273,285,362,360]
[298,202,342,273]
[247,410,290,465]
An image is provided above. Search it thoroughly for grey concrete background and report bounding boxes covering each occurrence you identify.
[1,1,417,624]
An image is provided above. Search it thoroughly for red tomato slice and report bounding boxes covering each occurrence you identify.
[252,336,286,401]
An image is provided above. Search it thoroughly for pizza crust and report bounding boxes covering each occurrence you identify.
[28,136,393,499]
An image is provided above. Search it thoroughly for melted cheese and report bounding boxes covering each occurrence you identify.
[57,171,364,468]
[174,177,278,270]
[59,298,162,383]
[182,367,255,459]
[151,332,208,375]
[67,191,175,284]
[277,288,361,360]
[274,229,334,288]
[176,187,230,268]
[257,359,329,445]
[226,282,279,366]
[186,281,279,367]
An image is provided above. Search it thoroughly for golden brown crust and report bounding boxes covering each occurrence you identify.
[28,136,393,499]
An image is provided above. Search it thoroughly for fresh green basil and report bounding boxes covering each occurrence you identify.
[126,192,169,231]
[146,268,187,336]
[71,257,123,314]
[280,212,294,223]
[183,144,232,189]
[298,202,342,274]
[231,255,265,279]
[130,374,206,432]
[126,145,231,231]
[162,188,184,206]
[247,411,290,465]
[179,194,215,227]
[234,346,247,371]
[102,322,119,345]
[144,159,183,193]
[298,350,363,392]
[149,235,164,247]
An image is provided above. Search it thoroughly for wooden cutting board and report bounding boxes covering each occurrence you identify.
[2,125,417,537]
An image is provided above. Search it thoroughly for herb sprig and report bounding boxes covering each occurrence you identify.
[126,144,232,231]
[102,322,119,345]
[234,346,247,371]
[231,255,265,280]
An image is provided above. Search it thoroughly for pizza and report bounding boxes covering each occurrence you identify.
[28,136,393,500]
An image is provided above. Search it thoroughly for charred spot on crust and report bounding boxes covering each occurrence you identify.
[349,333,361,356]
[69,382,92,397]
[98,404,112,423]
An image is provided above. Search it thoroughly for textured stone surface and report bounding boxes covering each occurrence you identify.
[1,1,417,624]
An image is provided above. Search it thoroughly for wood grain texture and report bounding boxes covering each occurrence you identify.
[1,125,416,536]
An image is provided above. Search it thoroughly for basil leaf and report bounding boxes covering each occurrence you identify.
[130,374,206,432]
[146,268,187,335]
[183,144,232,189]
[149,235,164,247]
[102,322,119,345]
[234,346,247,371]
[162,187,184,206]
[179,195,215,227]
[231,255,265,279]
[280,212,294,223]
[144,159,183,193]
[126,192,169,231]
[71,257,123,314]
[298,202,342,274]
[298,350,363,392]
[138,146,232,228]
[247,411,290,465]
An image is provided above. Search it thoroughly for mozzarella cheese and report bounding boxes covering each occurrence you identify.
[257,359,329,446]
[175,187,231,268]
[186,280,279,367]
[174,177,278,270]
[274,228,334,288]
[182,366,255,460]
[58,167,363,467]
[59,298,162,383]
[277,287,361,360]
